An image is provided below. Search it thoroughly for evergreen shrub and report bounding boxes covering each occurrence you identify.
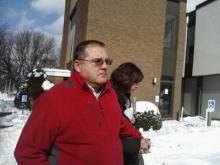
[134,111,162,131]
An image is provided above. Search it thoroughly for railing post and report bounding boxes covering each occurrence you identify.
[207,111,212,126]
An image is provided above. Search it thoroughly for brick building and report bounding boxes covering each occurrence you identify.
[60,0,186,119]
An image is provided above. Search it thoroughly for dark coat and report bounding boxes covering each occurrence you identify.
[14,72,142,165]
[122,137,142,165]
[114,90,143,165]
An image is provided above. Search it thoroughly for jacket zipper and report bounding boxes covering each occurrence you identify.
[88,101,102,127]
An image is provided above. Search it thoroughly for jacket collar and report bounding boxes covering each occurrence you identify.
[71,71,111,93]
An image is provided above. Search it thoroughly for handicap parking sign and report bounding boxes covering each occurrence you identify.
[207,100,215,112]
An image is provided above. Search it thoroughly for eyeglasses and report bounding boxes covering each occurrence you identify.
[77,58,113,66]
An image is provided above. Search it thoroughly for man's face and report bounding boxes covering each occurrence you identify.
[74,45,111,87]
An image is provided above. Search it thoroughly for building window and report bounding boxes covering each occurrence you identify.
[68,13,76,62]
[164,15,177,48]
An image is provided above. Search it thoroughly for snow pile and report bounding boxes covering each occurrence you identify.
[0,110,30,165]
[27,68,47,79]
[0,92,14,101]
[0,92,15,113]
[124,101,160,120]
[41,80,55,91]
[0,93,30,164]
[136,101,160,114]
[142,116,220,165]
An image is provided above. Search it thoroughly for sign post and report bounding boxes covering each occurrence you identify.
[206,99,216,126]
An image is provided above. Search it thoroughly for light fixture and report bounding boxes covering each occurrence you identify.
[152,77,157,85]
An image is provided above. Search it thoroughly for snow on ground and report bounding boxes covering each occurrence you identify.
[0,92,220,165]
[142,118,220,165]
[0,92,30,165]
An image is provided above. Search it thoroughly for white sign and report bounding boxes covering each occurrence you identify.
[165,88,169,95]
[21,95,28,102]
[155,96,160,103]
[207,99,215,112]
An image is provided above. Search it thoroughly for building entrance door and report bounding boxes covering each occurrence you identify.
[159,79,174,118]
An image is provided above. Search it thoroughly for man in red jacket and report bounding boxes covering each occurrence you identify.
[14,40,150,165]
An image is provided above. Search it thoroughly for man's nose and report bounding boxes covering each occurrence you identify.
[101,61,108,69]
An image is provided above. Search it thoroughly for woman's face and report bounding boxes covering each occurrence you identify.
[130,83,139,92]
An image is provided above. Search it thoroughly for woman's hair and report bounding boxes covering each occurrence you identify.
[111,62,144,93]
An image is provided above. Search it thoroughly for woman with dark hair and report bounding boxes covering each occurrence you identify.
[111,62,145,165]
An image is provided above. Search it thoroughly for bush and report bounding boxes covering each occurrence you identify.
[134,111,162,131]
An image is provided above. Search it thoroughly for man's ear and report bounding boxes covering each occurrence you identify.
[73,60,81,72]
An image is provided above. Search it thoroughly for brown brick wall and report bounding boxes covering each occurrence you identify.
[85,0,166,102]
[74,0,89,47]
[60,0,186,118]
[60,0,89,70]
[172,1,186,118]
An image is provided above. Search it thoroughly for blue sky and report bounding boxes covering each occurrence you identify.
[1,0,65,48]
[0,0,207,49]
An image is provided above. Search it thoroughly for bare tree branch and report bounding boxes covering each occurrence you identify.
[0,26,59,90]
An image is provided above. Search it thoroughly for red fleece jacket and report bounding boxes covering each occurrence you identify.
[14,72,142,165]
